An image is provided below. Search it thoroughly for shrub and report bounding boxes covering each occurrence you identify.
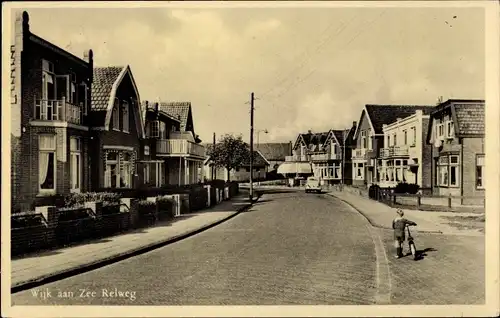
[137,200,156,216]
[64,192,122,208]
[11,213,45,229]
[157,196,175,220]
[393,182,420,194]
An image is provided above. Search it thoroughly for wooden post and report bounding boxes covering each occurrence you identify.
[417,194,421,209]
[448,193,452,208]
[393,193,397,205]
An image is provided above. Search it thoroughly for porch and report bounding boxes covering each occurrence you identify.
[140,158,203,187]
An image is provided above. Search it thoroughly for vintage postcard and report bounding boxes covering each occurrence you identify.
[2,1,499,317]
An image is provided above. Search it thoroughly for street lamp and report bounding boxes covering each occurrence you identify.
[256,129,268,146]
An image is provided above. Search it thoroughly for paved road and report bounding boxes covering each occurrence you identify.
[11,188,485,305]
[12,189,380,305]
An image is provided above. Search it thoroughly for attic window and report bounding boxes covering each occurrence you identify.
[446,121,454,138]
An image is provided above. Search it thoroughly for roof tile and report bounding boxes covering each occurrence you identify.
[454,103,485,135]
[91,66,124,111]
[365,104,435,134]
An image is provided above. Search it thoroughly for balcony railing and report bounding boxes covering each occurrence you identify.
[156,139,205,157]
[34,99,82,125]
[352,148,367,159]
[380,146,409,158]
[285,154,308,162]
[310,153,342,161]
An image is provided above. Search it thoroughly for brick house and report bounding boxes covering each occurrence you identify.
[379,109,434,191]
[203,150,270,182]
[11,11,93,212]
[351,104,434,188]
[89,66,145,190]
[426,99,485,205]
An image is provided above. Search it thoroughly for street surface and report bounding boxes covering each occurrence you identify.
[11,189,484,305]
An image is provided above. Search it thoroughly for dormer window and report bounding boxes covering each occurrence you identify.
[149,120,159,138]
[112,98,120,130]
[437,123,444,139]
[446,121,454,139]
[122,101,129,133]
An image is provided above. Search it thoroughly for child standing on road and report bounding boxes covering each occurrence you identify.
[392,209,417,259]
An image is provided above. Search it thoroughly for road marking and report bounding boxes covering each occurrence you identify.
[367,225,392,304]
[336,196,392,304]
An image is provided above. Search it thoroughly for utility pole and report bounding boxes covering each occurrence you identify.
[212,132,216,181]
[249,92,255,202]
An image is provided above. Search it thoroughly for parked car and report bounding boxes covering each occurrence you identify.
[305,177,322,193]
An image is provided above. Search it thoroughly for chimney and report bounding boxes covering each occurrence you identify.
[352,121,357,128]
[83,49,93,82]
[308,130,312,134]
[289,141,293,155]
[154,102,159,113]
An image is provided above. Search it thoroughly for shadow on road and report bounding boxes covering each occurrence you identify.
[411,247,438,261]
[255,188,300,195]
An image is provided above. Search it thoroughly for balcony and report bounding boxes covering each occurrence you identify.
[352,148,367,159]
[156,139,205,158]
[34,99,83,125]
[380,146,409,158]
[310,153,342,161]
[285,155,308,162]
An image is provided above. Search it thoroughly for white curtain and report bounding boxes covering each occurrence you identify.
[39,152,50,187]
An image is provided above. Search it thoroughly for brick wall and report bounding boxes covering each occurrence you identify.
[420,117,433,189]
[462,137,485,205]
[11,12,93,211]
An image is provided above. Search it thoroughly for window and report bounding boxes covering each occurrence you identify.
[122,101,129,132]
[436,155,459,187]
[367,131,372,150]
[112,99,120,130]
[104,151,134,188]
[387,135,391,147]
[449,155,459,187]
[403,130,407,145]
[159,122,166,139]
[144,146,150,156]
[354,163,364,180]
[393,133,397,146]
[149,120,159,138]
[476,155,485,189]
[331,143,337,155]
[70,137,81,192]
[42,60,55,100]
[70,73,77,103]
[156,162,163,187]
[121,153,132,188]
[78,83,88,116]
[144,163,150,184]
[361,131,366,149]
[446,121,454,139]
[39,135,56,192]
[410,127,416,146]
[438,123,444,138]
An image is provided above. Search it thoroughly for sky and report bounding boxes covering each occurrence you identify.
[15,4,485,144]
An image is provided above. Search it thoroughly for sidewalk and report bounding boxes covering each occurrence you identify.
[328,191,484,236]
[11,193,257,292]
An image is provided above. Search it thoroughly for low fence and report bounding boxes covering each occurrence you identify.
[336,185,484,212]
[11,181,239,256]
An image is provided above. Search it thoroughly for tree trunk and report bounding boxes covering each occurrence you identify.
[226,167,231,182]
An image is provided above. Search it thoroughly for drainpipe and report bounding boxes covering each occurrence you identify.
[460,137,464,205]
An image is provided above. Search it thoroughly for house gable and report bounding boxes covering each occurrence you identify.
[293,134,307,150]
[353,108,374,141]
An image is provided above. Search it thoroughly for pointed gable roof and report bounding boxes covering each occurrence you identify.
[426,99,485,143]
[158,102,192,132]
[255,143,293,161]
[91,65,145,137]
[354,104,435,139]
[365,104,435,134]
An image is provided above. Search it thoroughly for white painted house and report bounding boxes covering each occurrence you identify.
[378,109,433,189]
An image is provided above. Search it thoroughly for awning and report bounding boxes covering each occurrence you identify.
[277,162,313,175]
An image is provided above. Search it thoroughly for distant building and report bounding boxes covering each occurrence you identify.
[203,150,270,182]
[255,142,292,172]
